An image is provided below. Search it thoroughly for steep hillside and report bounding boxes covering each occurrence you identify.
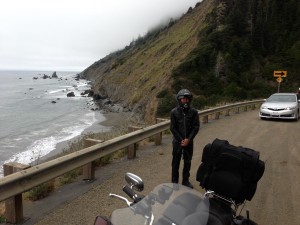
[171,0,300,108]
[81,0,213,122]
[81,0,300,123]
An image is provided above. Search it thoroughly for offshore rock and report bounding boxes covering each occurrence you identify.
[52,72,58,78]
[67,92,75,97]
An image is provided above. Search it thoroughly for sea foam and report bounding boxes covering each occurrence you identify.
[0,112,99,176]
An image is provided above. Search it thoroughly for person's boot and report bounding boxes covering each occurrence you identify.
[172,178,178,183]
[182,181,193,189]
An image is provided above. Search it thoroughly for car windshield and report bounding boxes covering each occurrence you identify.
[267,95,296,103]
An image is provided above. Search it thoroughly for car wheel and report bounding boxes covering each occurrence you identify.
[294,111,299,121]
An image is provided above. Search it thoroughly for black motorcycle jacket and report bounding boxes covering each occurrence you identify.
[170,106,200,143]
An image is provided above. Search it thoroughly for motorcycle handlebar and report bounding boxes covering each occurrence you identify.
[123,185,144,204]
[123,185,136,199]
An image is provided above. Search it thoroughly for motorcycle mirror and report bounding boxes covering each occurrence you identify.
[125,172,144,192]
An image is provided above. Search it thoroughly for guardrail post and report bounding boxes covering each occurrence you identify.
[202,115,209,124]
[215,112,220,120]
[154,118,167,145]
[3,162,30,224]
[244,105,248,112]
[82,139,104,181]
[252,104,256,110]
[236,107,240,114]
[127,126,142,159]
[225,109,230,116]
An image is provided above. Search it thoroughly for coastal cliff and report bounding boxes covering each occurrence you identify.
[80,0,211,122]
[80,0,300,123]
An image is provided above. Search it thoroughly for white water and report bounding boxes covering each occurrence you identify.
[0,70,106,176]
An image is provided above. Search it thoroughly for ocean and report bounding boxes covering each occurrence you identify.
[0,70,107,176]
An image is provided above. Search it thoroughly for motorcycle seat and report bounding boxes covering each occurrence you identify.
[182,212,223,225]
[162,192,231,225]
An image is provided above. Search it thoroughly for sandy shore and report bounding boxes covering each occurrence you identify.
[86,111,132,129]
[40,111,131,161]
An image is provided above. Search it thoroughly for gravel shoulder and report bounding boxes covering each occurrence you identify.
[20,109,300,225]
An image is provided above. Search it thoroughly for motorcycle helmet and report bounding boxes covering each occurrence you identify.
[176,89,193,109]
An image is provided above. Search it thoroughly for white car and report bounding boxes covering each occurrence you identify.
[259,93,300,121]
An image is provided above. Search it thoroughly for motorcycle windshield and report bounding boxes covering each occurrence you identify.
[110,183,211,225]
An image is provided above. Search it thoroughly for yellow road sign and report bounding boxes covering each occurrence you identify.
[274,71,287,77]
[276,77,283,83]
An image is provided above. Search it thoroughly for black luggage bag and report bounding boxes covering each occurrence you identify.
[196,138,265,204]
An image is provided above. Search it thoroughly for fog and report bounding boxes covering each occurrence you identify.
[0,0,201,71]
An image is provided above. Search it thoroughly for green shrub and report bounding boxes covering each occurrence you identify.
[156,93,177,117]
[169,0,299,104]
[0,215,5,223]
[223,83,248,100]
[27,182,54,201]
[59,170,80,185]
[156,89,169,98]
[95,149,127,166]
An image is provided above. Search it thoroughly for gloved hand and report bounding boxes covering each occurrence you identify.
[181,138,190,147]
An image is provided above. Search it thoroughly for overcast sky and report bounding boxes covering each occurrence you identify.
[0,0,201,72]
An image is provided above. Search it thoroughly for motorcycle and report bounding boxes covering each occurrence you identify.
[94,139,264,225]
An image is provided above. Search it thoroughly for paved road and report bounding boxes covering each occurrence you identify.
[22,109,300,225]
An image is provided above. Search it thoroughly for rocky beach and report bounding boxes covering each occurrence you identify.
[40,111,133,162]
[0,70,132,176]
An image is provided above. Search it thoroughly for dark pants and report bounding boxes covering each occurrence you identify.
[171,140,194,184]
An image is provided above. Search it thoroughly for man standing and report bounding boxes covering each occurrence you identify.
[170,89,200,188]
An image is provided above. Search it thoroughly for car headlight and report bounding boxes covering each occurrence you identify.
[261,106,267,109]
[285,106,296,110]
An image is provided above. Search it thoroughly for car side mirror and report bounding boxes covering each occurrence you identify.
[125,172,144,192]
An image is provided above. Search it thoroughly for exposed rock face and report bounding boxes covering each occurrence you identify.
[79,1,214,123]
[74,74,83,81]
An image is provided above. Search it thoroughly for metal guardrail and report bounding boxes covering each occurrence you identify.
[0,99,263,202]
